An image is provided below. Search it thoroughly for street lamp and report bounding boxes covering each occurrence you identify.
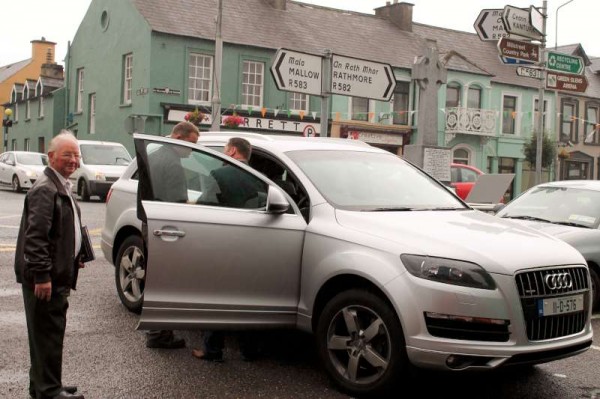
[555,0,575,50]
[3,108,13,152]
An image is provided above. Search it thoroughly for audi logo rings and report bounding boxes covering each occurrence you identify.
[545,272,573,290]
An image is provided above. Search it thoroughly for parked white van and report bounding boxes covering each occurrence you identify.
[70,140,132,201]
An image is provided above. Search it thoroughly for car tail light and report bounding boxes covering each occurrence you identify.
[106,188,113,204]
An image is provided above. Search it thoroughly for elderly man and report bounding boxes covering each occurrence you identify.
[15,131,86,399]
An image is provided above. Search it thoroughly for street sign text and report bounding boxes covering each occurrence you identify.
[516,66,542,79]
[330,55,395,101]
[474,9,509,41]
[547,51,584,75]
[497,38,540,63]
[270,49,323,96]
[502,5,543,41]
[546,71,588,93]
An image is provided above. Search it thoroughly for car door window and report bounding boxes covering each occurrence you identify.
[142,140,268,209]
[6,153,15,165]
[462,168,479,183]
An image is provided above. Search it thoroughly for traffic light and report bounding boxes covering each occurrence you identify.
[2,119,12,127]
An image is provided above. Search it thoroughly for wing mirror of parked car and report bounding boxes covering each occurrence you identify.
[266,185,290,214]
[6,160,15,166]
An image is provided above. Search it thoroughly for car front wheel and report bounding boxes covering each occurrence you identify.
[115,235,145,314]
[316,289,409,397]
[12,175,22,193]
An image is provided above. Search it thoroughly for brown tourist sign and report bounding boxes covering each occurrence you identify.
[546,71,589,93]
[497,38,540,63]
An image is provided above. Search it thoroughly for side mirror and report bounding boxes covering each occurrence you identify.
[6,160,15,166]
[266,185,290,214]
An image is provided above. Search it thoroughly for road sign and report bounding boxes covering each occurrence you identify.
[270,48,323,96]
[330,54,396,101]
[497,38,540,63]
[501,5,543,41]
[516,66,542,79]
[499,56,534,65]
[546,71,588,93]
[547,51,585,75]
[529,6,544,35]
[474,9,509,41]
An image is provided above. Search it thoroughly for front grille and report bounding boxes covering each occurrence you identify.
[424,314,510,342]
[105,177,119,182]
[515,266,589,341]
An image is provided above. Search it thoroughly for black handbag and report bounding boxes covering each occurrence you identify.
[79,225,95,263]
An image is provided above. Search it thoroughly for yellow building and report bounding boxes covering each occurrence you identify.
[0,38,57,115]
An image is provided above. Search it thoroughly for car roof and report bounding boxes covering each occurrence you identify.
[197,131,383,154]
[78,140,126,146]
[535,180,600,191]
[4,151,46,156]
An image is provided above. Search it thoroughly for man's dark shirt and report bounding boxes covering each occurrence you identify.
[210,161,261,208]
[149,145,187,203]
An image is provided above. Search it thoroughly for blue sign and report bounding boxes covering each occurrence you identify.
[499,56,534,65]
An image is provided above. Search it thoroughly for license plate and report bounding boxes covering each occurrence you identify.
[538,294,584,316]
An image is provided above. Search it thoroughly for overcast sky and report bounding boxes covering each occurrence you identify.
[1,0,597,66]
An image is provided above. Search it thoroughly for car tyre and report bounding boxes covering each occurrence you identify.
[115,235,145,314]
[79,179,90,202]
[12,175,22,193]
[316,289,409,397]
[589,266,600,311]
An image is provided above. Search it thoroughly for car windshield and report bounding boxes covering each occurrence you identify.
[80,144,132,165]
[15,153,48,166]
[498,186,600,229]
[287,150,465,211]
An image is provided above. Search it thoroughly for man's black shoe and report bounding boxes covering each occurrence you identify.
[30,386,78,399]
[51,390,85,399]
[146,336,186,349]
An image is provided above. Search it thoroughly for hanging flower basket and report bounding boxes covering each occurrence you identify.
[184,107,206,126]
[223,114,244,129]
[558,148,570,159]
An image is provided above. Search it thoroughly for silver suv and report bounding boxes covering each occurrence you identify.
[102,133,592,397]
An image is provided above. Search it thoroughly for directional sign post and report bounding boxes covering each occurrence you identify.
[474,9,509,41]
[270,48,323,96]
[546,71,588,93]
[547,51,584,75]
[501,5,543,41]
[497,37,540,63]
[516,66,542,79]
[330,54,395,101]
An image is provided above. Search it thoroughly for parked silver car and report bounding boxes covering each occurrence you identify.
[496,180,600,310]
[0,151,48,192]
[102,133,592,397]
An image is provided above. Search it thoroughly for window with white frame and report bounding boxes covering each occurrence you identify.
[26,100,31,120]
[351,97,369,121]
[288,92,308,112]
[123,54,133,104]
[242,60,264,107]
[453,148,470,165]
[445,84,460,108]
[467,87,482,109]
[584,103,599,145]
[39,96,44,118]
[89,93,96,134]
[24,138,30,151]
[188,53,213,104]
[76,68,84,112]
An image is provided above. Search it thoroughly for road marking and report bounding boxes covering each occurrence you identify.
[592,345,600,351]
[0,214,21,219]
[0,244,101,252]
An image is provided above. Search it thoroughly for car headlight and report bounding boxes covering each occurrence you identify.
[401,254,496,290]
[95,172,106,181]
[25,170,37,177]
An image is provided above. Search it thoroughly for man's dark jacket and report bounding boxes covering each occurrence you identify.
[211,161,261,208]
[14,167,81,291]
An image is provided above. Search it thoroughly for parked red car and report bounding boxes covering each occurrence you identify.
[450,163,484,200]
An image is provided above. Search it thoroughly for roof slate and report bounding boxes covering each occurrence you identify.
[0,59,31,82]
[130,0,600,97]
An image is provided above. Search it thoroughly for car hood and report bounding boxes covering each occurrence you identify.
[335,209,585,275]
[20,165,46,174]
[499,218,600,261]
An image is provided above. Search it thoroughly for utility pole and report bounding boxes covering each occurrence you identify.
[534,0,547,185]
[320,49,331,137]
[211,0,223,131]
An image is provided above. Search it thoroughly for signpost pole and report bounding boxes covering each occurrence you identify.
[534,0,547,185]
[211,0,223,131]
[320,49,331,137]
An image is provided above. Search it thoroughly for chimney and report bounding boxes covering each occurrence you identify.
[375,1,413,32]
[40,63,64,79]
[264,0,286,10]
[31,38,56,63]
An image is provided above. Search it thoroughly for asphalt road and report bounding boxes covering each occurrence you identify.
[1,188,599,399]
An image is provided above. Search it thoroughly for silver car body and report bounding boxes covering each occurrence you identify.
[103,133,592,394]
[0,151,48,191]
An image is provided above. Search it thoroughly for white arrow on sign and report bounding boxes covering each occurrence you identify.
[474,9,509,41]
[502,5,543,41]
[330,54,396,101]
[270,48,323,96]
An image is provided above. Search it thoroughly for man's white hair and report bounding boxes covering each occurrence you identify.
[48,130,78,154]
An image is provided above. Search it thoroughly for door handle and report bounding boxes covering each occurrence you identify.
[153,229,186,237]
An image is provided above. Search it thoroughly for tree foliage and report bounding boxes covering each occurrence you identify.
[523,132,556,168]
